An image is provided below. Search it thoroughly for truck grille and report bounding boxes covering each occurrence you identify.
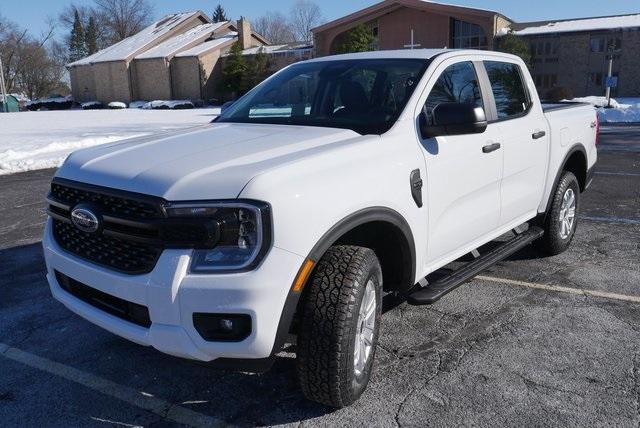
[53,221,162,274]
[48,180,166,274]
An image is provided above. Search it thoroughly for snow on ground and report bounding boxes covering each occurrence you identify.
[0,107,220,175]
[567,97,640,123]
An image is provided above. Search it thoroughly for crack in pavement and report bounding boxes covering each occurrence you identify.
[394,352,442,428]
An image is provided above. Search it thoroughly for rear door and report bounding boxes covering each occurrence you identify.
[416,59,504,265]
[482,60,549,224]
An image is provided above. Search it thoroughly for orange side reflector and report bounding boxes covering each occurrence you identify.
[292,259,315,292]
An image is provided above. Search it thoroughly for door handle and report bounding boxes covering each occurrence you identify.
[532,130,546,139]
[482,143,501,153]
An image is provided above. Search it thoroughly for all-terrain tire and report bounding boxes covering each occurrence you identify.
[296,245,382,408]
[537,171,580,255]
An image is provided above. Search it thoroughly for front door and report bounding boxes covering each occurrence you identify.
[416,59,503,265]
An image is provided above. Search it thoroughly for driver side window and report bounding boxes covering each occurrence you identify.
[424,62,483,125]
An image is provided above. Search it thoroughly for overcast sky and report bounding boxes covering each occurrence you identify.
[2,0,639,38]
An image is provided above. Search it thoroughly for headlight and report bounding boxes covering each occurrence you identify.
[165,201,271,273]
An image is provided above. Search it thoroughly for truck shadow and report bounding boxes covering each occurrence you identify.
[0,242,336,425]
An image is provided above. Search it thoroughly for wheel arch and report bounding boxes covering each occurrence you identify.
[269,207,416,358]
[542,144,588,216]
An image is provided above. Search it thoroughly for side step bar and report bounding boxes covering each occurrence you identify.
[407,226,544,305]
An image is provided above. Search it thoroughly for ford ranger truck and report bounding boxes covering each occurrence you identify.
[44,50,597,408]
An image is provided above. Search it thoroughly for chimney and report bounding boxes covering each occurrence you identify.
[237,17,252,50]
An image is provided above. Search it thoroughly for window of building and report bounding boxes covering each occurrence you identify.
[607,37,622,52]
[484,61,531,119]
[535,75,542,87]
[450,19,488,49]
[424,61,483,125]
[590,72,603,87]
[537,41,544,55]
[545,42,551,55]
[590,37,605,52]
[552,42,558,55]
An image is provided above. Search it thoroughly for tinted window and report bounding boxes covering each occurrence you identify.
[218,59,428,135]
[424,61,483,125]
[484,61,530,119]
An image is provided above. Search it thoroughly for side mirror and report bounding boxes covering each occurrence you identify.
[420,102,488,139]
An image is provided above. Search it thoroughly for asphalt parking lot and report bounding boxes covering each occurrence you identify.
[1,126,639,427]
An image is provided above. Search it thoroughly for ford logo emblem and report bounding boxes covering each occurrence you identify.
[71,206,100,233]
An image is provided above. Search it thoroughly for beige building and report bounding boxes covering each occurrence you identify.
[312,0,513,57]
[67,13,268,104]
[67,12,211,103]
[510,14,640,98]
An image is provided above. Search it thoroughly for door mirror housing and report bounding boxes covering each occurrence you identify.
[420,102,488,139]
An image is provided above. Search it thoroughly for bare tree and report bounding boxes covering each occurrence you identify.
[94,0,154,42]
[0,15,65,99]
[253,12,295,44]
[289,0,322,42]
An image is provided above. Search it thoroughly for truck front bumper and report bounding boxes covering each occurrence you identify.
[43,219,304,364]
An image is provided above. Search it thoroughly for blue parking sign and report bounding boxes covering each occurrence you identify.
[606,76,618,88]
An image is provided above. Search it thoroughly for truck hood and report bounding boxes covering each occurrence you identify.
[56,123,361,200]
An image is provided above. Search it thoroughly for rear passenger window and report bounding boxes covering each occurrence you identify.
[484,61,531,119]
[424,61,483,125]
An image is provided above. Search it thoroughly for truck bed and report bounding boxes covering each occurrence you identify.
[542,101,591,112]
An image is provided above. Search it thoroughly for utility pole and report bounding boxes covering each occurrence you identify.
[0,57,8,113]
[605,41,614,108]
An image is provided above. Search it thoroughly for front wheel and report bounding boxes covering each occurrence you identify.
[296,245,382,408]
[537,171,580,255]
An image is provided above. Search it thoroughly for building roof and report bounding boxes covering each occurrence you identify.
[239,42,313,56]
[312,0,510,34]
[135,21,228,59]
[175,34,237,57]
[511,13,640,36]
[67,11,208,66]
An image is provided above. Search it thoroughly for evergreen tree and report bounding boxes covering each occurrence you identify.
[244,50,271,89]
[219,42,247,98]
[333,24,374,54]
[69,9,87,61]
[85,16,99,55]
[212,5,228,23]
[497,31,531,67]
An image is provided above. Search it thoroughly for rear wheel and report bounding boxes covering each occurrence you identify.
[296,245,382,408]
[537,171,580,255]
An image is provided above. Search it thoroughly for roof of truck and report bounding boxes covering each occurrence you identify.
[305,49,519,62]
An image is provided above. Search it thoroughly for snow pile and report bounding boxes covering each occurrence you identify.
[108,101,127,109]
[143,100,194,110]
[0,107,220,175]
[26,95,73,111]
[567,96,640,123]
[81,101,103,110]
[129,101,148,109]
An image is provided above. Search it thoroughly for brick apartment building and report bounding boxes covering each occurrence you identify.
[511,14,640,98]
[312,1,640,97]
[67,12,311,104]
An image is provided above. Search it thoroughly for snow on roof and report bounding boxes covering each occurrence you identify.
[239,43,313,56]
[174,33,237,57]
[67,12,203,66]
[135,21,228,59]
[513,14,640,36]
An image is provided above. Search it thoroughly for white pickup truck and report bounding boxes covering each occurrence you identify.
[44,49,598,407]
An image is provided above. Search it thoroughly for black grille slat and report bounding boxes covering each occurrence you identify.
[50,182,162,219]
[55,271,151,328]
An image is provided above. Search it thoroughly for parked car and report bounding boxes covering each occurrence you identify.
[43,49,598,407]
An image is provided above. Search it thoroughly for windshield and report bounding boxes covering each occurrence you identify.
[216,58,430,135]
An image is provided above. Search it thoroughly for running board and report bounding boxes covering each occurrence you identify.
[407,226,544,305]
